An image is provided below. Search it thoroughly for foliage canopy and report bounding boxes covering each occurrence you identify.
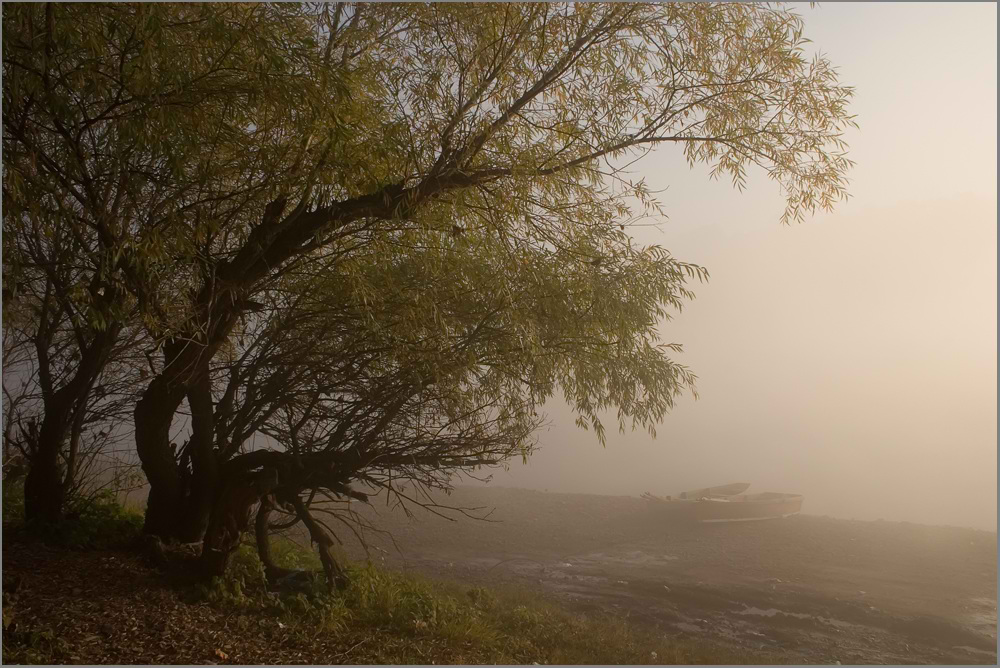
[2,2,855,580]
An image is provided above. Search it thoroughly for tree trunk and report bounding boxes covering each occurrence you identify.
[25,322,118,525]
[24,385,80,523]
[200,468,279,578]
[134,373,187,539]
[254,495,298,584]
[292,496,347,591]
[135,323,238,541]
[255,495,278,577]
[181,363,220,542]
[23,430,65,525]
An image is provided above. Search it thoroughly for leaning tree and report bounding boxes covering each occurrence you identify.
[196,209,708,582]
[3,2,855,577]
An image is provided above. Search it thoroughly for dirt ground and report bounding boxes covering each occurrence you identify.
[330,486,997,665]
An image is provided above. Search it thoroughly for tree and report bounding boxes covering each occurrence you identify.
[3,3,855,576]
[197,214,706,581]
[1,201,149,522]
[0,270,144,523]
[3,2,327,524]
[1,141,145,523]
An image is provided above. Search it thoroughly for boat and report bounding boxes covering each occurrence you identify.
[641,483,803,523]
[676,482,750,499]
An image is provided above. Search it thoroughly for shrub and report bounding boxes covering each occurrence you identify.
[2,471,144,550]
[196,544,269,608]
[268,534,323,571]
[27,490,144,550]
[2,478,25,524]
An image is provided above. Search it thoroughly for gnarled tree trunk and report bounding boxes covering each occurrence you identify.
[134,373,187,539]
[254,495,284,582]
[292,496,347,591]
[200,468,279,578]
[135,338,227,542]
[181,361,221,543]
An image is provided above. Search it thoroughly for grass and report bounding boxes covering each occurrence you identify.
[2,480,143,551]
[2,487,779,665]
[196,536,774,664]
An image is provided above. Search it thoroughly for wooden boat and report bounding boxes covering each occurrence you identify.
[676,482,750,499]
[641,484,803,523]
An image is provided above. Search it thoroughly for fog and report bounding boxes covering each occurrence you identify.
[481,3,998,532]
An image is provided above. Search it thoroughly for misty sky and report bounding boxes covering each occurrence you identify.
[482,3,998,532]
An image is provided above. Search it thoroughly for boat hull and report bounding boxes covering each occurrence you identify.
[692,493,803,523]
[678,482,750,499]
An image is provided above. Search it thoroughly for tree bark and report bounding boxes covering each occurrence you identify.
[200,468,279,578]
[24,325,119,525]
[292,496,347,591]
[134,373,187,538]
[253,495,298,584]
[254,495,279,578]
[24,390,71,524]
[181,360,221,542]
[134,318,237,540]
[23,428,65,524]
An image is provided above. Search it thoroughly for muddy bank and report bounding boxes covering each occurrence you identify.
[324,486,996,665]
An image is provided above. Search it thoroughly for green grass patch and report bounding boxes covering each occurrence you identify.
[56,491,144,550]
[3,482,143,550]
[194,538,780,665]
[2,478,26,524]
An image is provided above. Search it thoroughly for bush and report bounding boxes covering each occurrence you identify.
[2,478,26,524]
[36,490,143,550]
[2,473,143,550]
[197,544,269,608]
[268,534,323,571]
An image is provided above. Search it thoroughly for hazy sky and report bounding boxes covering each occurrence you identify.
[484,3,998,531]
